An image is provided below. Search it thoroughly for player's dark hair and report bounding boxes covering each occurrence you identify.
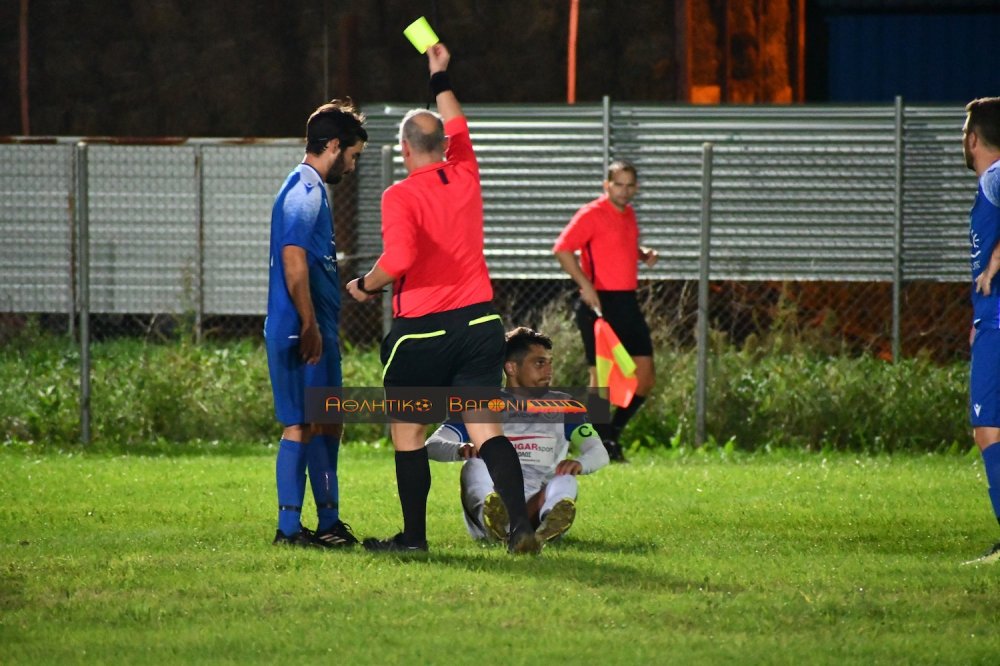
[607,159,638,182]
[399,109,445,154]
[504,326,553,364]
[966,97,1000,150]
[306,98,368,156]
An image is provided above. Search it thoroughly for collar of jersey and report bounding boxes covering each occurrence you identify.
[409,162,447,178]
[298,162,324,187]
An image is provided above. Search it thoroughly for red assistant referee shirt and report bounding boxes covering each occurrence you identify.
[553,195,641,291]
[376,116,493,318]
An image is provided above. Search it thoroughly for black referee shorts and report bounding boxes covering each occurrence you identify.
[574,290,653,365]
[380,301,504,388]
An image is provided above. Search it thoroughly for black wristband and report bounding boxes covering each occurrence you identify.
[358,275,384,295]
[429,71,452,96]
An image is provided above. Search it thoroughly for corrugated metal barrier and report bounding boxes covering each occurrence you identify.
[0,101,971,344]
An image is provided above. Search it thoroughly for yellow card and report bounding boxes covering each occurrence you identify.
[404,16,439,54]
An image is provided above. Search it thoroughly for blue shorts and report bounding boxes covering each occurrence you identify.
[266,336,342,427]
[971,327,1000,427]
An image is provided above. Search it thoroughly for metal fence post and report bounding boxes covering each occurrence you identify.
[68,146,76,339]
[602,95,611,168]
[695,142,713,448]
[75,142,91,445]
[892,95,904,362]
[380,144,394,340]
[194,145,205,343]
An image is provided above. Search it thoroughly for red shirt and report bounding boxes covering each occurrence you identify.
[553,195,641,291]
[376,116,493,318]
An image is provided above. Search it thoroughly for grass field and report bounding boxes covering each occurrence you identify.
[2,446,999,664]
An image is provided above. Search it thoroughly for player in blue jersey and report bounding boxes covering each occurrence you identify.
[425,327,609,545]
[265,99,367,548]
[962,97,1000,565]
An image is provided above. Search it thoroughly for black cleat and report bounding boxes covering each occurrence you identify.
[507,526,542,555]
[362,532,428,552]
[603,439,628,464]
[272,529,321,548]
[314,521,360,548]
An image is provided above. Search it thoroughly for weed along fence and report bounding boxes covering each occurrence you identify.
[0,99,973,444]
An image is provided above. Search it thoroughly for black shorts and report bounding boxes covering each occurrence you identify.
[381,301,504,388]
[575,290,653,365]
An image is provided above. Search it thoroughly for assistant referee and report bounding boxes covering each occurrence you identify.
[347,42,541,555]
[553,160,658,463]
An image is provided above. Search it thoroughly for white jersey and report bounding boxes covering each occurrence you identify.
[425,390,609,488]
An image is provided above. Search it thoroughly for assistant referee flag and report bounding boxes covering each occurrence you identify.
[594,318,638,408]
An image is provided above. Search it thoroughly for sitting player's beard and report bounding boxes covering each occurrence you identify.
[507,385,550,399]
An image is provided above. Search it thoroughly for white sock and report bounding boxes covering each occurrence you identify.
[460,459,495,539]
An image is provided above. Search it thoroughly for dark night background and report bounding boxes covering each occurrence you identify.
[0,1,679,137]
[2,1,999,138]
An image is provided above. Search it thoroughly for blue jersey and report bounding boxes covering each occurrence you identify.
[971,161,1000,329]
[264,163,340,343]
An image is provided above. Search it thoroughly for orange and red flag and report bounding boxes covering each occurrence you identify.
[594,318,637,408]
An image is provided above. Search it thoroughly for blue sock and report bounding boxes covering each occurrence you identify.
[276,438,307,537]
[982,443,1000,528]
[307,434,340,531]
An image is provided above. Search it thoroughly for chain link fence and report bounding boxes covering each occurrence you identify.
[1,101,971,360]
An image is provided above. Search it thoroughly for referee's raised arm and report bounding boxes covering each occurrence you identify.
[427,43,462,123]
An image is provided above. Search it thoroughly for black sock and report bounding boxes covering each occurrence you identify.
[479,435,531,534]
[594,422,619,442]
[587,393,616,441]
[395,448,430,544]
[610,395,647,438]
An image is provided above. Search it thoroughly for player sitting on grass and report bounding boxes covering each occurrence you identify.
[425,327,609,544]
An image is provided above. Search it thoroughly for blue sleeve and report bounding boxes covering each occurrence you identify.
[983,168,1000,209]
[442,421,469,442]
[563,414,591,442]
[280,180,322,248]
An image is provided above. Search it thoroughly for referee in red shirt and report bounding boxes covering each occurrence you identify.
[347,42,541,555]
[553,160,659,463]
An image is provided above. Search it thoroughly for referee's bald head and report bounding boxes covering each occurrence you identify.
[399,109,445,154]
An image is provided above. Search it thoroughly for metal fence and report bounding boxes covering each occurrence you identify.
[1,99,971,361]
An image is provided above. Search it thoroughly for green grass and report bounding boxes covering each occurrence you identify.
[2,447,999,664]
